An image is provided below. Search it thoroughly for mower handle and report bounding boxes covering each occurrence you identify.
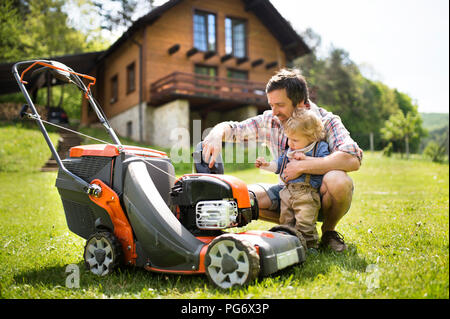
[19,60,96,99]
[12,60,91,192]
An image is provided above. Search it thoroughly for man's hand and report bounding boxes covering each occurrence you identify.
[282,152,305,181]
[282,159,304,182]
[202,123,229,168]
[282,151,361,181]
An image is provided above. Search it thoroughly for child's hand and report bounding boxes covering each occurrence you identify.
[293,152,306,160]
[255,157,269,168]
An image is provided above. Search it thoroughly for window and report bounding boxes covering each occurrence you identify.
[110,74,118,104]
[195,65,217,77]
[225,17,247,58]
[195,65,217,96]
[127,62,135,94]
[227,69,248,80]
[126,121,133,138]
[227,69,248,94]
[193,10,216,52]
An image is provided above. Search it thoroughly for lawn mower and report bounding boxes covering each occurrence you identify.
[12,60,306,289]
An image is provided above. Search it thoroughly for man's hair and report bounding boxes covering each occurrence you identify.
[266,68,309,106]
[284,108,325,142]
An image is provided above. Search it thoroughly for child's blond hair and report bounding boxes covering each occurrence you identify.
[284,108,325,142]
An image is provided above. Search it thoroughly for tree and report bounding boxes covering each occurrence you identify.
[92,0,155,33]
[381,111,404,150]
[403,111,423,158]
[381,110,423,159]
[394,89,416,115]
[0,0,28,62]
[0,0,111,124]
[295,43,384,148]
[0,0,108,63]
[395,91,427,153]
[294,28,427,153]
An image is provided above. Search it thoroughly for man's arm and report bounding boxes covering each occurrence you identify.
[202,112,272,168]
[318,105,364,164]
[282,151,360,182]
[202,122,233,168]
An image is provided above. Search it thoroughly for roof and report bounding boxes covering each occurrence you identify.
[98,0,310,62]
[245,0,311,60]
[97,0,183,62]
[0,51,104,95]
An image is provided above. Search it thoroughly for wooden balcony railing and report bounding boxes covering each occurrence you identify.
[149,72,268,107]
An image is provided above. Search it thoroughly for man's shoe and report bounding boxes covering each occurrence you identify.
[307,247,319,255]
[320,231,347,252]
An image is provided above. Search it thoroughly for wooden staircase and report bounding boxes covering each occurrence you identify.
[41,127,83,172]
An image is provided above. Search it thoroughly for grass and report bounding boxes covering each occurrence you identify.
[0,123,448,299]
[0,121,59,172]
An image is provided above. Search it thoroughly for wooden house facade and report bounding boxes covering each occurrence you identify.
[81,0,310,148]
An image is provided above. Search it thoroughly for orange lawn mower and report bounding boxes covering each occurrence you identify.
[12,60,307,289]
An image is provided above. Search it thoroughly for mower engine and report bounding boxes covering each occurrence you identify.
[170,174,258,235]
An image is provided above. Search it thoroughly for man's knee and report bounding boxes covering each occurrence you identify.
[320,170,354,201]
[248,184,272,209]
[248,184,281,223]
[319,171,354,229]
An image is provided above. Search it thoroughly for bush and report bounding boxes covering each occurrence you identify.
[424,141,447,163]
[382,142,393,157]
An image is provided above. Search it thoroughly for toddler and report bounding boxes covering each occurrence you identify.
[255,108,329,249]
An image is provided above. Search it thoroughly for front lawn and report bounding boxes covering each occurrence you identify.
[0,153,448,299]
[0,122,448,299]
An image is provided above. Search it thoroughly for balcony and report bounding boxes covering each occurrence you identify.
[149,72,269,111]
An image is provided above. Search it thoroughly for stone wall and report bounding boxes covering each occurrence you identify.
[108,103,144,142]
[190,105,258,138]
[146,99,190,149]
[107,99,258,150]
[0,103,47,121]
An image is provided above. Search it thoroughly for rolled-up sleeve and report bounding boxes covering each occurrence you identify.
[320,109,363,163]
[225,110,274,144]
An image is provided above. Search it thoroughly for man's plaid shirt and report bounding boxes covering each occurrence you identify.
[225,102,363,163]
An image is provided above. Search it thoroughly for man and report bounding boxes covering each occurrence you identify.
[202,69,363,252]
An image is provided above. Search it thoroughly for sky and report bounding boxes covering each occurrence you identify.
[76,0,449,114]
[269,0,449,114]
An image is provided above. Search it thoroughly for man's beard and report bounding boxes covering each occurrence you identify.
[276,115,288,124]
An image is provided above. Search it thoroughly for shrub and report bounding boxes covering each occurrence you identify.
[424,141,447,163]
[382,142,393,157]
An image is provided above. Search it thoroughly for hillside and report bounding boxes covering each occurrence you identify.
[420,112,449,132]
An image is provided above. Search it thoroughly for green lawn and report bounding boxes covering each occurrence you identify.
[0,121,59,172]
[0,123,448,299]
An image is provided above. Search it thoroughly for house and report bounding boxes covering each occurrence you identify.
[81,0,310,149]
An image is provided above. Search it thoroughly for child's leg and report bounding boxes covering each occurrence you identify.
[290,186,321,249]
[279,187,295,227]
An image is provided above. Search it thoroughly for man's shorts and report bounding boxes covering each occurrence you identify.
[255,183,324,222]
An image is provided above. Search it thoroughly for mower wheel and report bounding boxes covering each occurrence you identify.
[269,225,307,249]
[204,234,260,289]
[84,232,122,276]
